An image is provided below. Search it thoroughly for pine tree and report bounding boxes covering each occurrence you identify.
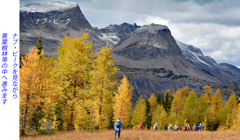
[90,45,119,129]
[157,93,161,105]
[113,75,132,126]
[52,34,94,131]
[146,100,151,115]
[164,90,171,113]
[144,100,152,129]
[131,95,146,128]
[162,97,165,108]
[36,35,43,56]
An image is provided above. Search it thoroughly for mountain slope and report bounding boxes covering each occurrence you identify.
[176,40,240,83]
[112,24,220,82]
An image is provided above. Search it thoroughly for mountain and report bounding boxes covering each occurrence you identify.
[20,1,109,56]
[176,40,240,83]
[219,63,240,82]
[111,24,223,101]
[112,24,220,81]
[20,2,141,56]
[20,1,240,102]
[99,22,140,42]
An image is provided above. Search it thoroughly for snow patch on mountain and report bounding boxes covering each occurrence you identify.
[98,33,120,44]
[190,51,211,66]
[20,1,78,13]
[175,39,217,67]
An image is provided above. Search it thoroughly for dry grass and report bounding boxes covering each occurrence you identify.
[20,130,240,140]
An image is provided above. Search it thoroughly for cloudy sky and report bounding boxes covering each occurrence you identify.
[20,0,240,68]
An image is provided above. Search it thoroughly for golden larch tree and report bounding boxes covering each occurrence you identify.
[230,97,240,131]
[226,92,238,114]
[113,75,133,126]
[148,93,158,116]
[52,34,94,130]
[131,95,146,128]
[203,85,213,105]
[170,89,184,115]
[90,45,119,129]
[20,47,50,135]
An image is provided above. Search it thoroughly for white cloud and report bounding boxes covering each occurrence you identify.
[217,27,240,40]
[135,16,169,27]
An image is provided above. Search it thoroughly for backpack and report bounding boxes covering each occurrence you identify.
[169,125,173,130]
[175,125,179,130]
[193,125,198,131]
[153,125,157,130]
[183,126,187,131]
[116,121,121,128]
[139,124,143,129]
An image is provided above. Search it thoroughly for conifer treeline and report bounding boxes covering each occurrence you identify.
[20,34,240,135]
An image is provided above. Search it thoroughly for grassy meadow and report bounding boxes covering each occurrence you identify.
[20,129,240,140]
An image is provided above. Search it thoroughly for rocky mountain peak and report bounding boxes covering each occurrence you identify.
[113,24,182,57]
[135,24,168,34]
[20,1,78,13]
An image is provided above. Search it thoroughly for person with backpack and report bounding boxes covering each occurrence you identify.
[192,123,198,131]
[198,123,203,131]
[138,122,143,130]
[174,122,179,131]
[114,118,123,139]
[168,123,173,131]
[183,123,189,131]
[153,123,158,130]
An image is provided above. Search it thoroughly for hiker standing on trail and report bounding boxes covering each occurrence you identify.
[188,123,191,131]
[174,122,179,131]
[114,118,122,139]
[192,123,198,131]
[198,123,203,131]
[138,122,143,130]
[153,123,158,130]
[168,123,173,131]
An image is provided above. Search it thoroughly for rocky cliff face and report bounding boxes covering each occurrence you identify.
[99,22,140,41]
[20,1,110,55]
